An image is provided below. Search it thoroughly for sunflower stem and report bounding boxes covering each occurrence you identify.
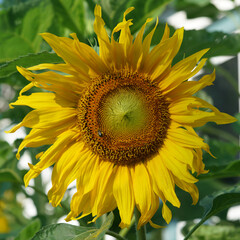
[134,208,147,240]
[119,215,135,237]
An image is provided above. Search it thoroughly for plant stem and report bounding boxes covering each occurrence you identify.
[119,215,135,237]
[134,208,147,240]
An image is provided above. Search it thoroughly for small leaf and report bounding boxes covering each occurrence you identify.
[184,185,240,239]
[15,219,41,240]
[0,169,22,183]
[0,51,63,79]
[83,212,114,240]
[33,212,114,240]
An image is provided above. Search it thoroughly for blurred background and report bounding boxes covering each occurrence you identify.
[0,0,240,239]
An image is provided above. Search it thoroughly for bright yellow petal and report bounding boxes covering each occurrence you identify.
[66,155,101,221]
[94,5,111,66]
[70,33,109,75]
[48,141,87,206]
[159,49,209,93]
[147,154,180,208]
[159,143,198,183]
[170,97,237,127]
[167,125,209,150]
[24,130,77,186]
[173,176,199,205]
[28,63,79,76]
[142,28,184,79]
[141,19,159,61]
[129,18,152,71]
[130,163,152,228]
[113,166,134,228]
[167,70,215,99]
[92,161,117,218]
[41,33,89,77]
[9,92,76,110]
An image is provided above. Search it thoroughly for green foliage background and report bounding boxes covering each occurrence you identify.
[0,0,240,239]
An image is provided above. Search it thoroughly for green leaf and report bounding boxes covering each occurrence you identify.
[184,185,240,239]
[0,169,22,183]
[178,30,240,60]
[203,139,240,169]
[0,32,34,62]
[21,0,54,51]
[148,25,240,60]
[50,0,86,42]
[33,212,114,240]
[0,51,63,79]
[0,141,15,168]
[201,160,240,179]
[15,219,41,240]
[83,212,114,240]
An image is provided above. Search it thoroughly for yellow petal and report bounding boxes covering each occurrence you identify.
[130,163,152,228]
[10,92,76,109]
[167,70,215,99]
[142,28,184,79]
[48,141,87,206]
[159,49,209,93]
[24,130,77,186]
[41,33,89,77]
[94,5,111,65]
[173,176,199,205]
[141,18,159,60]
[170,97,237,127]
[113,166,134,228]
[129,18,153,71]
[92,161,117,217]
[71,33,109,75]
[147,154,180,208]
[160,143,198,183]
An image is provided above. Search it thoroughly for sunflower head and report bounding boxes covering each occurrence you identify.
[7,5,236,229]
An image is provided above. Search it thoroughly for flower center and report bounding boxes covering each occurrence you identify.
[77,71,170,166]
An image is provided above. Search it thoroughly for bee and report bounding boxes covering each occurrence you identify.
[98,130,103,137]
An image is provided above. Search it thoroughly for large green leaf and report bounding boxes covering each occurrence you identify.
[21,0,54,51]
[33,212,114,240]
[0,0,55,62]
[180,30,240,59]
[50,0,86,42]
[0,32,34,62]
[0,51,63,79]
[149,24,240,60]
[184,185,240,239]
[15,219,41,240]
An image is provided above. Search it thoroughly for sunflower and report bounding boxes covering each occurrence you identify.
[8,5,236,228]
